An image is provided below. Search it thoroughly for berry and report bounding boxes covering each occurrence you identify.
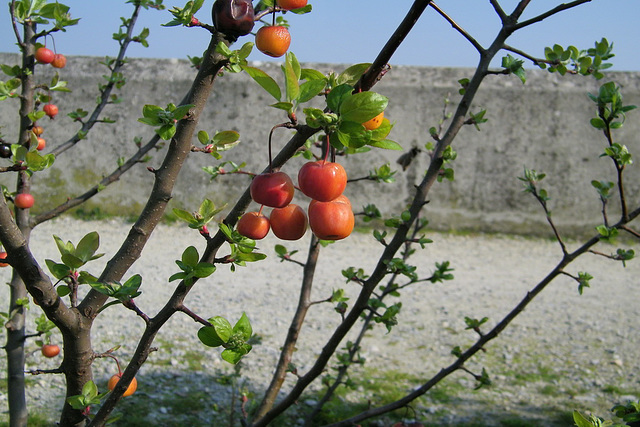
[41,344,60,358]
[32,126,44,136]
[14,193,34,209]
[0,144,11,159]
[276,0,308,10]
[51,54,67,69]
[0,252,8,267]
[250,172,295,208]
[308,194,354,241]
[298,161,347,202]
[237,211,270,240]
[212,0,255,38]
[255,26,291,58]
[43,104,58,118]
[270,204,307,240]
[362,112,384,130]
[107,374,137,397]
[36,137,46,151]
[35,47,55,64]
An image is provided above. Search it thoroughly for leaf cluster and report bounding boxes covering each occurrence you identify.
[173,199,225,230]
[13,0,79,30]
[164,0,203,27]
[169,246,216,287]
[197,313,253,364]
[45,232,104,297]
[138,103,194,140]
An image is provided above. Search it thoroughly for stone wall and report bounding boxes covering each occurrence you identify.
[1,53,638,236]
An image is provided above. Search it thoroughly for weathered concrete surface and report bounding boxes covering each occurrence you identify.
[0,53,638,236]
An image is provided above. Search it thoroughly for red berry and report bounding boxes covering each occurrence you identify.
[270,204,308,240]
[308,195,354,241]
[237,212,270,240]
[35,47,55,64]
[14,193,34,209]
[41,344,60,358]
[0,252,8,267]
[43,104,58,118]
[36,137,46,151]
[250,172,295,208]
[212,0,255,38]
[276,0,307,10]
[298,161,347,202]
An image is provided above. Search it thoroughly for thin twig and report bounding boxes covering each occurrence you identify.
[429,2,484,54]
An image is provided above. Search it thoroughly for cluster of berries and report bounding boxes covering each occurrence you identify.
[213,0,308,58]
[238,158,354,242]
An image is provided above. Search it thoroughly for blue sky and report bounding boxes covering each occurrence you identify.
[1,1,638,71]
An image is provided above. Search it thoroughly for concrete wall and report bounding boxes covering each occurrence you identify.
[1,53,639,236]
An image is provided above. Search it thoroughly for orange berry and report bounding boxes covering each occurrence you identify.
[363,112,384,130]
[36,137,46,151]
[107,374,137,397]
[51,54,67,69]
[41,344,60,358]
[255,26,291,58]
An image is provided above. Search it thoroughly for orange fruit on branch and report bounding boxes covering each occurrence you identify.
[108,374,137,397]
[255,25,291,58]
[362,112,384,130]
[276,0,308,10]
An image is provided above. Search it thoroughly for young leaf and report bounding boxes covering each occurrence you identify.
[339,92,388,123]
[242,66,281,100]
[233,312,252,341]
[181,246,200,268]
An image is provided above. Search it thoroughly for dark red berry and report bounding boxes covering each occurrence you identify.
[212,0,255,38]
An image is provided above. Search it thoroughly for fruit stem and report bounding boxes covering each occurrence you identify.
[258,204,265,215]
[322,134,330,164]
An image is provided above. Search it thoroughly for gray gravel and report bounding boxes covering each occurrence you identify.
[0,217,638,426]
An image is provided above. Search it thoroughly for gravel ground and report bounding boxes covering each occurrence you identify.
[0,217,638,426]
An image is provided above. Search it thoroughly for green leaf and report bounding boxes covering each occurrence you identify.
[46,259,70,280]
[337,63,371,86]
[233,312,252,341]
[193,262,216,278]
[572,411,596,427]
[337,121,369,148]
[221,348,244,364]
[339,91,388,123]
[298,79,326,103]
[54,234,77,255]
[211,316,233,342]
[172,208,196,224]
[56,285,71,297]
[75,231,100,263]
[212,130,240,146]
[156,124,176,140]
[282,58,300,102]
[242,66,281,100]
[271,101,294,112]
[327,84,354,113]
[181,246,199,268]
[61,253,85,269]
[369,139,402,150]
[198,325,225,347]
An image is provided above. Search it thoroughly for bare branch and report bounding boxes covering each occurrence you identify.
[513,0,592,31]
[429,2,485,54]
